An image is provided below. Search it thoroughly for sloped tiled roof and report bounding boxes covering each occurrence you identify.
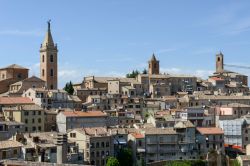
[1,64,28,70]
[0,97,34,105]
[197,127,224,135]
[131,133,144,139]
[62,111,106,117]
[0,140,23,149]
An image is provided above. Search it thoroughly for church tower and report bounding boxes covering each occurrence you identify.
[148,54,159,75]
[40,20,58,89]
[216,52,224,73]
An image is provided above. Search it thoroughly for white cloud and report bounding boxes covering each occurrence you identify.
[156,48,176,54]
[0,29,43,37]
[161,67,213,79]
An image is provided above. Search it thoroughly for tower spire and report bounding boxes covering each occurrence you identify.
[47,19,51,31]
[42,20,54,47]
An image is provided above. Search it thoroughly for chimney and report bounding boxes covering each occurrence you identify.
[56,133,68,164]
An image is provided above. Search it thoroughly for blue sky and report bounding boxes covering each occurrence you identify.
[1,1,250,88]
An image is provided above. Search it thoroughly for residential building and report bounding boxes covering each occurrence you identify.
[0,140,23,160]
[23,88,81,110]
[9,76,45,96]
[3,105,45,132]
[0,64,29,94]
[196,127,225,157]
[0,121,25,141]
[57,110,107,133]
[68,127,113,166]
[20,132,83,164]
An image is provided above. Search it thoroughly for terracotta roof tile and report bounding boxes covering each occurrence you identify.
[131,133,144,139]
[62,111,106,117]
[0,97,34,105]
[197,127,224,135]
[0,140,23,149]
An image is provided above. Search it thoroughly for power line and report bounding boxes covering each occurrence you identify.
[224,64,250,69]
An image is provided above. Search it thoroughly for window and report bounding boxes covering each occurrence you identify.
[2,151,6,159]
[2,74,5,79]
[101,142,105,148]
[38,126,41,131]
[38,118,41,123]
[70,133,76,138]
[96,151,100,157]
[246,137,249,141]
[91,143,95,148]
[138,140,142,146]
[38,111,41,115]
[32,126,36,131]
[50,55,54,62]
[42,55,45,62]
[13,149,17,155]
[24,111,29,116]
[25,127,28,131]
[25,119,28,124]
[106,142,109,147]
[32,119,35,123]
[50,84,54,89]
[217,57,220,62]
[17,73,22,78]
[50,69,54,76]
[33,111,36,115]
[96,142,100,148]
[42,69,45,77]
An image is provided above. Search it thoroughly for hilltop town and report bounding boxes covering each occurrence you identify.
[1,22,250,166]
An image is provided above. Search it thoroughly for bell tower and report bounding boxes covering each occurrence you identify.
[148,53,159,75]
[40,20,58,89]
[216,52,224,73]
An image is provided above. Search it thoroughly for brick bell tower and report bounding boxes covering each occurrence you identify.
[216,52,224,73]
[40,20,58,89]
[148,53,160,75]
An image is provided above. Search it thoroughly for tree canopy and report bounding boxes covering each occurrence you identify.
[117,148,133,166]
[106,157,120,166]
[64,81,74,95]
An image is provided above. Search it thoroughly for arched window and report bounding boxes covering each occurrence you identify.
[50,84,54,89]
[50,69,54,76]
[218,57,220,62]
[50,55,53,62]
[42,69,45,77]
[42,55,45,62]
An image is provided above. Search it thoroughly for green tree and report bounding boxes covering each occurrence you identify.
[106,157,120,166]
[142,68,148,74]
[117,148,133,166]
[64,81,74,95]
[126,70,140,78]
[230,159,241,166]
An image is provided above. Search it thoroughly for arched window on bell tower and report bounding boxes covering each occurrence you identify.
[50,55,53,62]
[42,69,45,77]
[50,69,54,77]
[42,55,45,62]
